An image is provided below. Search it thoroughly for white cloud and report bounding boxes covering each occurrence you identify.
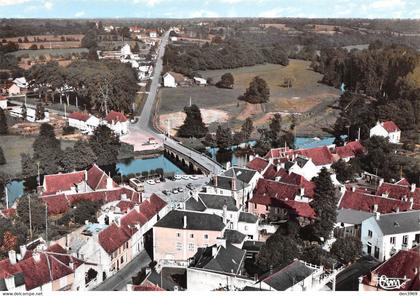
[258,8,283,18]
[370,0,405,9]
[132,0,163,6]
[43,0,53,10]
[189,9,219,18]
[0,0,30,6]
[75,10,85,17]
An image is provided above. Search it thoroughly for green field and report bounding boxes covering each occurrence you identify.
[158,59,340,136]
[0,135,74,177]
[8,48,88,58]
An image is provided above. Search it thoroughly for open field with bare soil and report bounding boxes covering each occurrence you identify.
[157,59,340,136]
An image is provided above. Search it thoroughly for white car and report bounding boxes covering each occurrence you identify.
[146,179,156,185]
[155,179,161,183]
[190,175,198,180]
[181,175,189,180]
[174,175,182,180]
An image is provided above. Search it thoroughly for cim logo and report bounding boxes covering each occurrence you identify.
[378,275,408,290]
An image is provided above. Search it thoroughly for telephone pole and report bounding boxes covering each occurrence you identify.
[4,184,8,209]
[29,195,33,239]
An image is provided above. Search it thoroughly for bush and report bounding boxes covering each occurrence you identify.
[62,126,76,135]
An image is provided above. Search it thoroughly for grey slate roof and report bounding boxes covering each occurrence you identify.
[337,209,374,225]
[242,240,264,252]
[373,210,420,235]
[213,176,247,191]
[198,193,238,211]
[0,279,7,291]
[154,210,225,231]
[239,212,258,223]
[223,167,258,184]
[261,260,316,291]
[190,243,246,274]
[146,267,186,291]
[223,229,246,244]
[184,196,207,212]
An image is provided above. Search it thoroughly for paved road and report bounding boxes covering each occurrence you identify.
[130,31,224,175]
[93,250,151,291]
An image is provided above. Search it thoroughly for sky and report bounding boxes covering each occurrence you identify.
[0,0,419,19]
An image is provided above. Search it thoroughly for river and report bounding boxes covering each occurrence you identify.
[5,136,335,204]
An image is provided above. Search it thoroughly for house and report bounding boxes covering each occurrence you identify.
[335,208,374,238]
[104,111,128,136]
[360,210,420,261]
[187,242,249,291]
[376,179,420,210]
[149,31,157,38]
[9,106,49,122]
[237,212,259,240]
[0,96,7,109]
[248,260,335,291]
[7,77,28,95]
[193,77,207,86]
[67,112,100,135]
[152,210,226,266]
[370,121,401,144]
[0,242,94,292]
[163,72,176,88]
[333,141,365,162]
[359,247,420,291]
[120,44,131,56]
[136,267,186,291]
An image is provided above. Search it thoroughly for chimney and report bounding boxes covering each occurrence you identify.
[33,252,41,263]
[115,217,121,227]
[222,203,227,225]
[411,183,416,193]
[409,197,414,210]
[375,212,380,221]
[373,204,378,213]
[300,187,305,197]
[211,245,219,257]
[249,155,254,162]
[213,175,218,187]
[183,215,187,229]
[134,204,140,212]
[231,176,237,192]
[395,207,400,213]
[121,193,128,200]
[106,174,113,190]
[69,262,74,270]
[8,250,17,265]
[276,164,281,172]
[20,245,27,259]
[379,178,384,187]
[226,161,231,170]
[351,186,356,192]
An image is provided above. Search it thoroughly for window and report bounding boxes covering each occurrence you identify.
[204,234,209,239]
[190,233,194,239]
[368,230,373,238]
[176,232,181,238]
[176,242,182,251]
[244,226,248,231]
[188,243,195,251]
[254,203,257,209]
[390,237,396,244]
[403,235,408,246]
[121,256,124,264]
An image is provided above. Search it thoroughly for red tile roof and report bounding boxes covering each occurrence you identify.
[133,283,166,291]
[282,200,316,219]
[265,147,291,159]
[99,223,131,254]
[68,112,90,122]
[117,200,135,212]
[43,171,85,195]
[1,208,16,218]
[246,157,269,173]
[381,121,400,133]
[139,200,155,220]
[105,111,128,123]
[262,164,277,179]
[365,248,420,291]
[396,178,410,186]
[0,95,7,101]
[42,194,69,215]
[279,172,315,198]
[376,182,420,209]
[0,244,79,290]
[339,189,412,214]
[292,146,334,166]
[120,208,148,235]
[149,194,167,213]
[86,164,115,190]
[253,178,300,201]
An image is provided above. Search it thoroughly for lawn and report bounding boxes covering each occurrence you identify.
[157,59,340,136]
[0,135,74,178]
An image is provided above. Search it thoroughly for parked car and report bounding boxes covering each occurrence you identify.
[181,175,189,180]
[172,189,179,194]
[174,175,182,180]
[155,178,161,183]
[162,190,168,195]
[178,187,184,192]
[190,175,199,180]
[186,183,194,190]
[146,179,156,185]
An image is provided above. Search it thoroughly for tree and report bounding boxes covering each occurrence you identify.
[241,117,254,142]
[132,42,140,53]
[300,244,334,269]
[21,104,27,121]
[215,73,234,89]
[81,30,98,49]
[61,140,97,171]
[203,133,215,147]
[331,159,355,183]
[89,125,121,166]
[35,103,45,121]
[29,44,38,50]
[0,147,6,165]
[331,237,362,264]
[0,108,7,134]
[177,104,208,138]
[256,233,300,271]
[310,168,338,241]
[238,76,270,104]
[32,123,62,175]
[16,194,47,236]
[215,125,232,150]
